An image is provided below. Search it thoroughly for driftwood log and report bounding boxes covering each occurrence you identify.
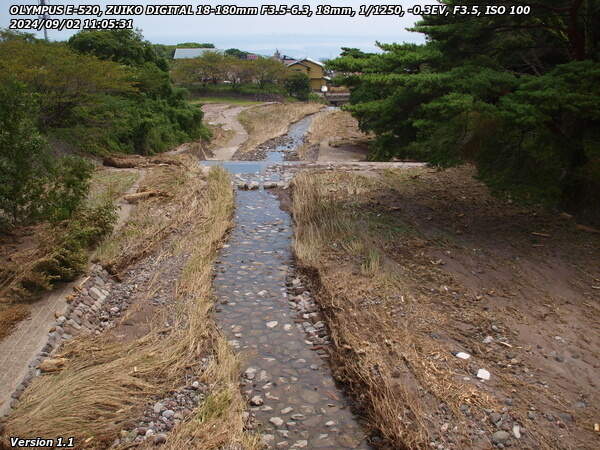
[102,155,142,168]
[123,190,168,204]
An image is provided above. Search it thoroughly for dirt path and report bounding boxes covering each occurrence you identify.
[202,103,251,160]
[0,169,143,417]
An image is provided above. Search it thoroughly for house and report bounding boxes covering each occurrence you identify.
[285,58,329,91]
[272,50,328,91]
[245,53,259,60]
[173,48,223,59]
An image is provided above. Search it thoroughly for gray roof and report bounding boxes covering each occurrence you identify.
[173,48,222,59]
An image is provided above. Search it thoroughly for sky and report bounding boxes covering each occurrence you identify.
[2,0,435,59]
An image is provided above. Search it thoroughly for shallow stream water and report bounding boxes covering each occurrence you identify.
[205,115,369,448]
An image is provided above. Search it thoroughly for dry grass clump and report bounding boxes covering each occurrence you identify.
[237,102,323,155]
[3,165,257,449]
[0,304,29,341]
[292,171,497,448]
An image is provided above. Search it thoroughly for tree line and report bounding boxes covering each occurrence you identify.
[171,51,312,99]
[328,0,599,222]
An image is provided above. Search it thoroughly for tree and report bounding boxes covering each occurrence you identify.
[1,28,206,157]
[68,29,168,70]
[328,0,600,220]
[0,38,134,128]
[284,72,311,100]
[0,29,37,43]
[225,48,249,59]
[0,77,48,225]
[233,59,259,84]
[253,58,288,87]
[177,42,214,48]
[171,51,229,85]
[338,47,372,59]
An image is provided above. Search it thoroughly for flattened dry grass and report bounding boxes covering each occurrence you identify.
[94,161,194,274]
[3,164,258,449]
[237,102,323,155]
[0,304,29,341]
[292,171,496,449]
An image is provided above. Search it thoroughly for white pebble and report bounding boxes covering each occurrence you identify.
[477,368,491,380]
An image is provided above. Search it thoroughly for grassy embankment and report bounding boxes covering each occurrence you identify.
[3,159,259,449]
[185,83,290,103]
[236,102,324,156]
[0,169,138,341]
[292,167,599,449]
[297,109,370,160]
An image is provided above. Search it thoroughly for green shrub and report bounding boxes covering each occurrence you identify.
[308,93,328,104]
[45,156,94,222]
[35,200,117,285]
[284,72,311,101]
[0,75,97,228]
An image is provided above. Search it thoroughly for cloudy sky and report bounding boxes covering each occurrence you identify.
[3,0,435,59]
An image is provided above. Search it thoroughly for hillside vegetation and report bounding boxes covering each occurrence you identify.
[1,29,208,156]
[0,29,210,331]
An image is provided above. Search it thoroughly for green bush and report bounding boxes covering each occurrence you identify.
[34,200,117,286]
[45,156,94,222]
[0,74,96,228]
[308,92,329,104]
[284,72,311,101]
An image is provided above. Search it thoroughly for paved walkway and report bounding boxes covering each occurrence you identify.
[0,282,75,416]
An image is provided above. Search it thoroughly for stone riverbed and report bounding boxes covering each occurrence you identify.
[207,116,370,449]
